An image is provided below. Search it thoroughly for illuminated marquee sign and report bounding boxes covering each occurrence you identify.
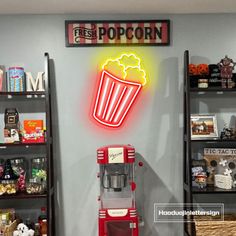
[65,20,170,47]
[93,53,146,128]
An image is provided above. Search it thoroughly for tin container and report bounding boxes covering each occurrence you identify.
[8,67,25,92]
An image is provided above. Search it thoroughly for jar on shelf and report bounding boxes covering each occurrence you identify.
[31,157,47,182]
[0,159,18,195]
[26,178,46,194]
[10,158,26,192]
[0,180,17,195]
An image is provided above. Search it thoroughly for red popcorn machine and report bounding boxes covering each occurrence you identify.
[97,145,139,236]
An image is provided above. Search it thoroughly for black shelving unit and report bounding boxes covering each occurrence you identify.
[183,50,236,236]
[0,53,55,236]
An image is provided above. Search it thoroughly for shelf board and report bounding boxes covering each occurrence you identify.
[192,186,236,194]
[191,139,236,143]
[190,87,236,93]
[0,193,47,200]
[0,91,46,96]
[0,142,46,148]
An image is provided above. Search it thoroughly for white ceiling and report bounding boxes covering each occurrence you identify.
[1,0,236,14]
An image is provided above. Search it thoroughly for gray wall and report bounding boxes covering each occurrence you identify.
[0,13,236,236]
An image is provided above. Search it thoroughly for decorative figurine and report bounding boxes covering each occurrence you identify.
[189,64,198,75]
[13,223,34,236]
[224,168,232,176]
[219,158,227,167]
[195,172,207,189]
[218,55,236,88]
[220,124,234,140]
[197,64,209,76]
[189,64,198,88]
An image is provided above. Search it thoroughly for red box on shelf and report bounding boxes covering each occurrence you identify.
[21,120,45,143]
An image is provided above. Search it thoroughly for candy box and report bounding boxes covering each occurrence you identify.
[4,108,20,143]
[22,120,45,143]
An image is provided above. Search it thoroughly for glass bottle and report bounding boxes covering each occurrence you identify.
[34,223,40,236]
[38,207,47,236]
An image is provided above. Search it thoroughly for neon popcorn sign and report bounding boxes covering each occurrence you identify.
[93,53,147,128]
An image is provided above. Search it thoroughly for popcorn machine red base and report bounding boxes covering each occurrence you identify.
[97,145,139,236]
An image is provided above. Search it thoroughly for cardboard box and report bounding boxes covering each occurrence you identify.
[22,120,45,143]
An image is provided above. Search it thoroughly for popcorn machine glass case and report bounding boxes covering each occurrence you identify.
[97,145,139,236]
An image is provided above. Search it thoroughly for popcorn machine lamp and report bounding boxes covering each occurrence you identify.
[93,54,147,128]
[97,145,139,236]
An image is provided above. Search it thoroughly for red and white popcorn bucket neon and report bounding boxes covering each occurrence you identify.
[93,70,142,127]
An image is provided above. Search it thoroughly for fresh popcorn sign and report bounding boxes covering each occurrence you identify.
[65,20,170,46]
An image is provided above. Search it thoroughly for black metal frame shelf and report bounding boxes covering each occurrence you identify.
[0,91,46,96]
[190,88,236,93]
[0,193,47,200]
[190,139,236,143]
[0,53,55,236]
[183,50,236,236]
[0,143,46,147]
[192,186,236,194]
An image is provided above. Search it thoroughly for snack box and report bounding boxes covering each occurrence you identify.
[22,120,45,143]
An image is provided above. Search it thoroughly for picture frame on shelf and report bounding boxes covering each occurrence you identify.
[191,114,218,139]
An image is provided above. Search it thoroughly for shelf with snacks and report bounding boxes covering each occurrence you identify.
[0,53,55,236]
[183,50,236,236]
